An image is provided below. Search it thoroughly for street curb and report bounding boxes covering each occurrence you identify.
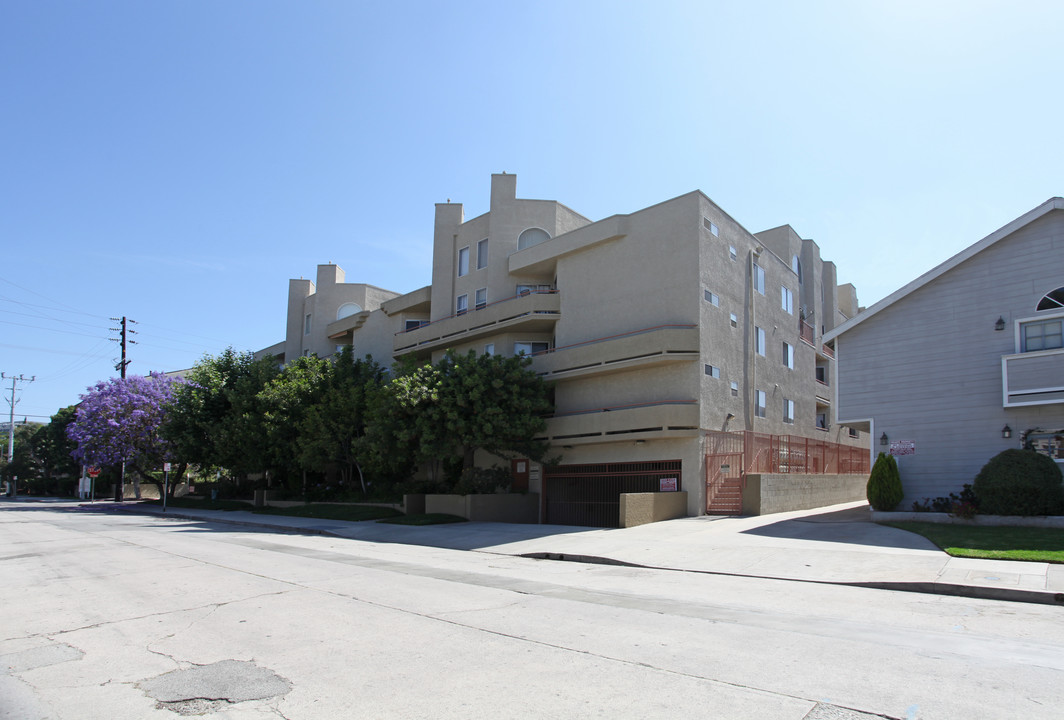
[517,553,1064,606]
[95,504,1064,607]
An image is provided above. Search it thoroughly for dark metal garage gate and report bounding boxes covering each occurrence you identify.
[543,460,682,528]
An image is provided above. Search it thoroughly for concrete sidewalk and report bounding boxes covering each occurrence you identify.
[87,499,1064,606]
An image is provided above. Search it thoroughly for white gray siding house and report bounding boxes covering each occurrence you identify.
[825,198,1064,504]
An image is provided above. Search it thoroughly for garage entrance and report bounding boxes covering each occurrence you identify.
[543,460,682,528]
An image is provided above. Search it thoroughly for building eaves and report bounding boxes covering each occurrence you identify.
[824,196,1064,343]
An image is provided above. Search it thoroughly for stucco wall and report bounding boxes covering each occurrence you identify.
[620,491,688,528]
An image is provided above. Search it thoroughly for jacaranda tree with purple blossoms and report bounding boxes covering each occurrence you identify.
[68,373,185,501]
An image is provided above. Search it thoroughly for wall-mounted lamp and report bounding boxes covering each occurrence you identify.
[880,432,889,446]
[635,439,646,445]
[995,316,1006,331]
[1002,425,1012,439]
[726,413,735,420]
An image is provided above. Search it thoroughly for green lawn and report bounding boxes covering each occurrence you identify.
[886,521,1064,563]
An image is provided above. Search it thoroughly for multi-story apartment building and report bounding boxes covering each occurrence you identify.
[259,174,861,523]
[826,198,1064,506]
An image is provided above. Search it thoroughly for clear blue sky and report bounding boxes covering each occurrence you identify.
[3,1,1062,422]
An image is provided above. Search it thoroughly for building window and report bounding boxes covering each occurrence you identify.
[783,399,795,424]
[484,343,495,355]
[405,319,425,331]
[336,302,362,320]
[516,284,553,295]
[703,217,719,236]
[704,364,720,378]
[849,427,859,439]
[477,239,488,270]
[704,290,719,306]
[754,263,765,295]
[792,255,802,284]
[1021,317,1063,352]
[756,327,766,356]
[755,390,767,418]
[456,294,468,315]
[729,245,737,261]
[730,381,739,397]
[816,412,828,430]
[458,247,470,277]
[514,341,549,356]
[304,314,312,335]
[730,312,738,328]
[518,228,551,250]
[782,342,794,369]
[781,286,794,314]
[1036,287,1064,311]
[475,288,487,309]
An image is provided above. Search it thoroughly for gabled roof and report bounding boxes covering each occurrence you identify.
[825,197,1064,342]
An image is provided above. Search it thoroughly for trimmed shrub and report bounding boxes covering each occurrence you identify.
[973,449,1064,516]
[867,451,903,511]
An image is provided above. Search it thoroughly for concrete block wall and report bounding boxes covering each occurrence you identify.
[742,474,866,515]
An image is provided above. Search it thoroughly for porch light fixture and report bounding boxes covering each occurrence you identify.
[995,316,1006,331]
[1002,425,1012,439]
[880,432,889,446]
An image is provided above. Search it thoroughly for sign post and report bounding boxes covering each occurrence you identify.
[87,467,100,503]
[162,462,171,512]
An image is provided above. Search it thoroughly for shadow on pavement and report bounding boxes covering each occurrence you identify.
[739,504,940,551]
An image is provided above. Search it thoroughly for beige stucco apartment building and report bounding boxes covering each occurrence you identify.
[258,174,863,523]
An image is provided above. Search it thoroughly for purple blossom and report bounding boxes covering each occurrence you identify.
[68,373,182,469]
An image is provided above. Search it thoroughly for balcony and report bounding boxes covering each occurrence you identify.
[543,401,700,446]
[326,311,371,341]
[394,290,560,355]
[532,324,699,380]
[799,320,815,347]
[1002,349,1064,407]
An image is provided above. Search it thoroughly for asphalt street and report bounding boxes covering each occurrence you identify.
[2,503,1063,719]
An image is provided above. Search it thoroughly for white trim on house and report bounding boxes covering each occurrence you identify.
[825,197,1064,343]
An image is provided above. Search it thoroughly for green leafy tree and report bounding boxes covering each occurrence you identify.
[30,406,81,493]
[1,422,42,489]
[296,348,388,494]
[258,354,330,495]
[165,348,280,481]
[381,350,552,491]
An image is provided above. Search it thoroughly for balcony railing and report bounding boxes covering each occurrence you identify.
[544,400,699,443]
[799,320,815,347]
[1002,348,1064,407]
[532,324,698,378]
[394,290,559,354]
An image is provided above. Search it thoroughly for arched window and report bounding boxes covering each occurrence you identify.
[792,255,802,284]
[336,302,362,320]
[518,228,551,251]
[1036,287,1064,311]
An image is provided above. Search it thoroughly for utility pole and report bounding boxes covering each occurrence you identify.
[109,317,136,500]
[2,373,35,498]
[109,316,137,378]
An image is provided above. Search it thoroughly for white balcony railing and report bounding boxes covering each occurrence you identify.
[1002,348,1064,407]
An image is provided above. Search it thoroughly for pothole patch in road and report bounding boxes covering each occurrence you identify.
[1,642,84,673]
[803,702,900,720]
[137,659,291,715]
